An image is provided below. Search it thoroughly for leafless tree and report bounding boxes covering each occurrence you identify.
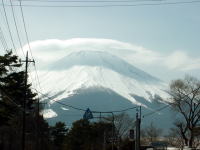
[169,76,200,148]
[165,127,184,148]
[142,122,163,143]
[114,113,135,138]
[103,113,135,138]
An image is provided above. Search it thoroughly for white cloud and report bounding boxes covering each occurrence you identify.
[20,38,200,72]
[164,51,200,71]
[164,51,189,69]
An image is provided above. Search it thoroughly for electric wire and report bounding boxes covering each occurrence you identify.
[0,6,9,53]
[35,89,86,111]
[19,0,33,59]
[142,86,200,118]
[3,0,200,7]
[0,24,8,51]
[33,63,43,93]
[0,36,7,52]
[2,83,139,118]
[92,106,138,113]
[1,0,18,55]
[27,63,43,99]
[9,0,25,58]
[0,42,4,52]
[19,0,43,94]
[0,25,8,52]
[27,64,38,90]
[142,105,169,118]
[17,0,43,97]
[34,88,139,113]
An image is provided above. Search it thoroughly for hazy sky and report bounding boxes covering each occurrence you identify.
[0,0,200,82]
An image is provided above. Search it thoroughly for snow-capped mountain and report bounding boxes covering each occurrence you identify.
[38,50,173,127]
[40,51,168,104]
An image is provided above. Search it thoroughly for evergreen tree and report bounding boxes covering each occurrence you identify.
[0,51,22,125]
[50,122,68,150]
[0,51,50,150]
[0,51,37,125]
[65,119,114,150]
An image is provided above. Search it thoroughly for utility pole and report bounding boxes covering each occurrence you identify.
[21,52,34,150]
[103,131,106,150]
[139,106,141,150]
[36,98,46,150]
[111,112,114,150]
[135,106,141,150]
[36,98,40,150]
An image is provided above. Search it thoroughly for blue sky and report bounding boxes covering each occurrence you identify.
[0,0,200,82]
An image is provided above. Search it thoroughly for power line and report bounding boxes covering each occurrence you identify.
[0,25,8,52]
[34,88,139,113]
[1,0,18,55]
[0,42,4,51]
[27,65,39,90]
[143,83,200,118]
[33,63,43,93]
[35,90,86,111]
[19,0,33,58]
[18,0,43,99]
[0,19,8,51]
[1,84,138,116]
[9,0,25,58]
[92,106,138,113]
[2,0,200,7]
[142,104,169,118]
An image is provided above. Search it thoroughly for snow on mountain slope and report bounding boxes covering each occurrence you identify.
[47,51,160,83]
[39,50,169,108]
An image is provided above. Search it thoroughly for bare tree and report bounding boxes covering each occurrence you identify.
[142,122,163,143]
[103,113,135,139]
[108,113,135,150]
[114,113,135,138]
[169,76,200,148]
[165,127,184,148]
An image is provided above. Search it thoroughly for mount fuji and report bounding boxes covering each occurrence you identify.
[38,50,174,128]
